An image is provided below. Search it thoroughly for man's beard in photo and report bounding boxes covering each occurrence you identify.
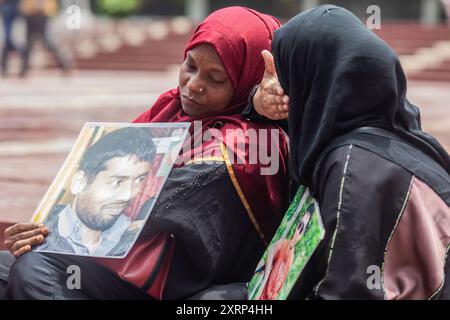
[76,198,122,231]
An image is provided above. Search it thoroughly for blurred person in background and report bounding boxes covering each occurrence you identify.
[19,0,70,76]
[442,0,450,25]
[0,0,23,77]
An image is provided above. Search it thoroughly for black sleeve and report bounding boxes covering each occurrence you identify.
[143,161,265,299]
[187,282,248,300]
[287,146,349,300]
[290,145,413,300]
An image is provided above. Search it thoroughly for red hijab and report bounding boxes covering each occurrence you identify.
[133,6,288,242]
[134,6,281,125]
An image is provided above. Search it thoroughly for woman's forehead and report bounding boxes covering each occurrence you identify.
[187,44,226,70]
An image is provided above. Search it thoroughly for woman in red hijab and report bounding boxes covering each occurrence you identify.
[1,7,289,300]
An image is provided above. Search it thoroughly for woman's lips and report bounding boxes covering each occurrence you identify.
[181,95,202,108]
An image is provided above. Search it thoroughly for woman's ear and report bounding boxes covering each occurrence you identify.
[71,171,87,195]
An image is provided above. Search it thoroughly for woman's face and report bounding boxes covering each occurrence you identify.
[179,44,234,116]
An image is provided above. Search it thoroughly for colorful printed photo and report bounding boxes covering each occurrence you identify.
[30,122,190,258]
[248,186,325,300]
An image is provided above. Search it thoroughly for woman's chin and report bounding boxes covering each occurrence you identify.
[181,104,202,117]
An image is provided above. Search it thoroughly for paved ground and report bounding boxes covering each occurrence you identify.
[0,69,178,229]
[0,70,449,234]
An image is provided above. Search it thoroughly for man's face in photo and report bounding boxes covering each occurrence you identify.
[75,155,151,231]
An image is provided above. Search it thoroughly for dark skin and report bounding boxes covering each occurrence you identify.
[4,44,236,258]
[4,48,287,258]
[179,44,234,116]
[4,223,48,258]
[253,50,289,120]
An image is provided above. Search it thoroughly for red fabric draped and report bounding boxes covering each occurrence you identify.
[132,6,288,241]
[97,7,288,300]
[132,6,281,127]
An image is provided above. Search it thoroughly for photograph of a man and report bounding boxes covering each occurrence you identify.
[36,127,156,257]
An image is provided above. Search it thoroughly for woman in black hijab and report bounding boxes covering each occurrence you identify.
[255,5,450,299]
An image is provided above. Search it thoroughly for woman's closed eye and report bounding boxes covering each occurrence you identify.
[209,75,226,85]
[186,61,196,71]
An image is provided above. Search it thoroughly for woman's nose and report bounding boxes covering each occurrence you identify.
[187,75,205,95]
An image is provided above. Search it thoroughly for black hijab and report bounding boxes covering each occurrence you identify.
[272,5,450,190]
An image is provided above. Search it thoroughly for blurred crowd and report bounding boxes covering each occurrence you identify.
[0,0,70,77]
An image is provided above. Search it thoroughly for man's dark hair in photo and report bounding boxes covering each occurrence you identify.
[79,127,156,181]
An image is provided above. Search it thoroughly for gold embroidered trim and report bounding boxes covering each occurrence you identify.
[428,245,450,300]
[185,157,225,165]
[219,142,267,245]
[314,144,353,296]
[381,175,415,300]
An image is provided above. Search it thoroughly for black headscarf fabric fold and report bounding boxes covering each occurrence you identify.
[272,5,450,188]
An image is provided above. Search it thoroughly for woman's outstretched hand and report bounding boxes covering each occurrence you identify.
[253,50,289,120]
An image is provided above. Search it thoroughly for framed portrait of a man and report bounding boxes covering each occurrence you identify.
[30,122,190,258]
